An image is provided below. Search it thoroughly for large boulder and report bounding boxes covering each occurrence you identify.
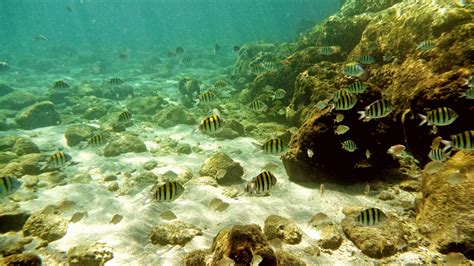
[416,151,474,259]
[126,96,165,115]
[263,215,303,245]
[12,137,40,156]
[1,253,42,266]
[15,101,61,130]
[0,211,30,233]
[22,213,68,242]
[199,152,244,185]
[0,91,37,110]
[64,125,95,147]
[210,224,277,265]
[103,134,147,157]
[154,105,196,128]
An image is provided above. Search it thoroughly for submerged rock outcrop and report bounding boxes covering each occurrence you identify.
[417,151,474,260]
[15,101,61,130]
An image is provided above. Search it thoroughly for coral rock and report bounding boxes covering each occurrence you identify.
[1,253,42,266]
[0,211,30,233]
[154,105,196,128]
[23,213,68,242]
[67,242,114,266]
[64,125,94,147]
[12,137,40,156]
[341,211,404,258]
[15,101,61,130]
[276,250,306,266]
[199,152,244,185]
[0,91,37,110]
[103,134,147,157]
[417,151,474,259]
[264,215,303,245]
[148,221,202,246]
[184,249,210,266]
[210,224,276,265]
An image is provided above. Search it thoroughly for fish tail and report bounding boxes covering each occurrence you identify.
[39,162,47,171]
[357,110,366,120]
[418,114,428,126]
[441,139,452,151]
[252,142,262,150]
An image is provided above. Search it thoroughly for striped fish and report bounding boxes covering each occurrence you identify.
[199,115,223,133]
[358,99,393,121]
[261,61,278,71]
[249,100,268,112]
[213,79,227,88]
[250,63,266,75]
[0,176,21,196]
[198,91,215,104]
[428,147,450,162]
[333,89,351,101]
[245,171,277,194]
[334,92,357,111]
[118,111,132,122]
[52,80,70,90]
[355,208,386,226]
[153,181,185,202]
[320,46,336,55]
[347,82,368,94]
[42,151,72,170]
[418,107,458,126]
[343,62,364,77]
[358,55,375,65]
[87,134,106,146]
[272,89,286,100]
[417,40,435,51]
[260,138,286,154]
[442,130,474,151]
[341,140,357,152]
[109,77,124,86]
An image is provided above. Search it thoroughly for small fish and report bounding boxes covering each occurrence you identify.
[417,40,436,51]
[334,92,357,111]
[387,144,406,157]
[119,49,129,59]
[341,140,357,152]
[365,149,371,159]
[180,57,191,65]
[358,99,393,121]
[65,5,73,12]
[213,79,227,88]
[208,198,229,212]
[364,184,371,195]
[245,171,277,194]
[356,207,386,226]
[0,176,21,196]
[175,47,184,54]
[431,136,443,149]
[355,160,372,168]
[160,210,177,220]
[70,212,87,223]
[152,181,185,202]
[259,138,286,154]
[307,148,314,158]
[52,80,70,90]
[199,115,223,133]
[347,82,368,94]
[118,111,132,122]
[0,61,10,70]
[214,43,221,54]
[41,151,72,170]
[320,46,336,55]
[232,45,241,53]
[57,200,76,212]
[248,63,264,75]
[215,169,227,180]
[461,86,474,99]
[271,88,286,100]
[261,61,278,71]
[198,91,215,104]
[166,51,177,58]
[343,62,364,77]
[358,55,375,65]
[34,34,48,41]
[320,183,325,195]
[334,113,344,123]
[110,214,123,225]
[262,162,279,171]
[441,130,474,151]
[87,134,106,146]
[334,125,350,135]
[428,147,451,162]
[383,51,395,62]
[249,100,268,112]
[418,107,458,126]
[109,77,124,86]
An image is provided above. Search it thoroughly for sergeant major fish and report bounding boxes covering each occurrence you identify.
[334,92,357,111]
[418,107,458,127]
[358,55,375,65]
[428,147,451,162]
[441,130,474,151]
[199,115,223,133]
[271,88,286,100]
[152,181,185,202]
[40,151,72,170]
[118,111,132,122]
[0,176,21,196]
[358,99,393,121]
[254,138,287,155]
[343,62,364,77]
[249,100,268,112]
[341,140,358,152]
[347,82,368,94]
[245,171,277,195]
[355,207,386,226]
[109,77,124,86]
[52,80,70,90]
